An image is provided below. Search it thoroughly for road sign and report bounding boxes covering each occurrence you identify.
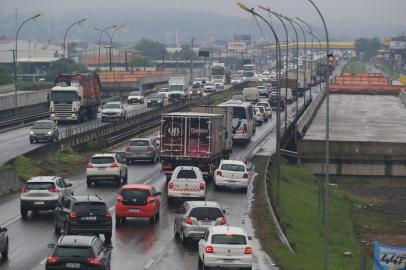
[199,51,210,57]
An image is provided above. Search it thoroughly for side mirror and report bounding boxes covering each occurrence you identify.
[155,191,162,196]
[248,236,253,240]
[67,183,72,187]
[47,93,51,101]
[222,209,226,214]
[47,243,55,249]
[0,227,7,233]
[77,96,82,101]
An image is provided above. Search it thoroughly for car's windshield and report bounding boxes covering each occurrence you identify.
[189,207,223,221]
[212,234,247,245]
[90,156,115,164]
[54,246,92,258]
[149,94,162,99]
[129,140,150,146]
[50,91,77,103]
[221,164,245,172]
[25,182,55,190]
[177,170,197,179]
[205,82,214,86]
[257,103,269,109]
[169,85,184,92]
[104,103,121,109]
[33,122,52,129]
[254,106,264,113]
[73,202,107,212]
[129,91,142,96]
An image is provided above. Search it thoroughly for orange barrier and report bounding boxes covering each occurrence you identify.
[98,71,172,83]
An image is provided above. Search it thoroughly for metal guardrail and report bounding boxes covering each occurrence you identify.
[0,111,49,132]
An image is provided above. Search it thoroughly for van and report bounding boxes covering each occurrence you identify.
[242,87,259,102]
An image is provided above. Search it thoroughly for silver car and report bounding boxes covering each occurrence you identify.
[125,138,159,164]
[174,201,226,244]
[20,176,73,218]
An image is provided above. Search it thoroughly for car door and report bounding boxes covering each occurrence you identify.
[116,155,127,176]
[152,187,160,211]
[175,203,187,232]
[151,140,159,157]
[198,231,209,258]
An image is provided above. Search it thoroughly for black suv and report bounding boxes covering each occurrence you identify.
[54,196,112,242]
[46,235,112,270]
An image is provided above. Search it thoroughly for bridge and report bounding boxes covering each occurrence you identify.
[266,41,354,50]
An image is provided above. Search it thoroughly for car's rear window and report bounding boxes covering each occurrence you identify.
[221,164,245,172]
[90,156,115,164]
[54,246,92,258]
[212,234,247,245]
[73,202,107,213]
[130,91,142,96]
[255,107,264,113]
[26,182,55,190]
[33,122,52,129]
[121,189,149,200]
[129,140,150,146]
[177,170,197,179]
[257,103,269,109]
[189,207,223,221]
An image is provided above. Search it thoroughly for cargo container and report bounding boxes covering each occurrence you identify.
[160,112,225,180]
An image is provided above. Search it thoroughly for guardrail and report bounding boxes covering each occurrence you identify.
[296,87,326,137]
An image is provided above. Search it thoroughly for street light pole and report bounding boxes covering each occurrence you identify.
[296,17,314,100]
[307,1,330,270]
[63,18,87,59]
[237,2,282,207]
[291,19,307,107]
[308,32,323,94]
[258,6,289,134]
[94,25,118,70]
[14,13,41,116]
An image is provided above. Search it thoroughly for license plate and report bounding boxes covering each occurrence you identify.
[66,263,80,268]
[98,167,106,170]
[34,201,44,205]
[81,216,97,221]
[129,209,139,212]
[223,259,235,263]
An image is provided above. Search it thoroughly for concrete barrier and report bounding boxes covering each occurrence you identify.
[296,87,326,137]
[0,84,15,94]
[0,89,49,110]
[0,167,23,196]
[399,89,406,106]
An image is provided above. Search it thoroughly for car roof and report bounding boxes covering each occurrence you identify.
[105,101,121,105]
[57,235,96,247]
[130,137,151,141]
[210,226,246,235]
[69,195,103,202]
[186,201,220,208]
[27,176,59,183]
[92,153,116,157]
[34,119,54,124]
[121,184,151,191]
[220,160,246,166]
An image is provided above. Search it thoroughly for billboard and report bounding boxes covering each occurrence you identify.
[374,241,406,270]
[233,34,251,45]
[389,41,406,50]
[227,41,246,51]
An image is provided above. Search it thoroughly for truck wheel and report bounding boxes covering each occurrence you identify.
[104,232,112,243]
[86,177,92,187]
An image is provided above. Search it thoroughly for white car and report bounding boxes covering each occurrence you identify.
[198,226,253,269]
[167,166,206,202]
[204,82,216,93]
[214,160,249,189]
[86,153,128,187]
[256,102,272,119]
[101,102,126,122]
[230,76,242,85]
[252,106,266,125]
[127,91,144,104]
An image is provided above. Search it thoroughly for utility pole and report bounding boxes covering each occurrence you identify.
[162,50,165,71]
[125,50,128,71]
[190,38,194,84]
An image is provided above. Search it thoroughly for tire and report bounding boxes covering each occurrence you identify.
[123,172,128,184]
[116,176,121,187]
[198,257,203,270]
[156,211,160,220]
[20,207,28,218]
[180,230,187,246]
[167,197,173,205]
[1,239,8,260]
[174,224,180,240]
[116,216,121,226]
[149,213,156,224]
[86,177,92,187]
[104,232,112,243]
[64,222,71,235]
[29,139,34,144]
[54,219,61,235]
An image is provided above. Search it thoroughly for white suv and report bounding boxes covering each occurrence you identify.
[20,176,73,218]
[86,153,128,187]
[198,226,253,269]
[214,160,249,190]
[167,166,206,203]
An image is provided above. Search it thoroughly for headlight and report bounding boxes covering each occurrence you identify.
[158,100,162,103]
[30,131,34,135]
[47,131,52,135]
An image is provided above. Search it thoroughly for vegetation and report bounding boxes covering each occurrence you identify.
[354,37,382,59]
[134,39,167,60]
[212,89,243,105]
[14,156,43,181]
[252,156,373,270]
[131,55,153,68]
[0,64,13,85]
[344,60,366,74]
[45,59,88,81]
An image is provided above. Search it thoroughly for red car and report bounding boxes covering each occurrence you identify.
[115,184,161,225]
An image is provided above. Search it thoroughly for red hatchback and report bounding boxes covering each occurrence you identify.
[115,184,161,225]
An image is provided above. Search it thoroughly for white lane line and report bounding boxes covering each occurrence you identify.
[39,256,47,265]
[1,215,21,227]
[144,259,155,269]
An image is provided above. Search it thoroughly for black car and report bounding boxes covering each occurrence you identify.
[46,235,112,270]
[0,227,8,260]
[54,196,112,242]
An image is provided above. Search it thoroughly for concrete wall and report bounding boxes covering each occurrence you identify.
[0,167,23,196]
[399,89,406,106]
[296,88,326,137]
[0,89,49,110]
[0,84,15,94]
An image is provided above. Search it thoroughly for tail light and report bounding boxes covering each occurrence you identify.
[168,181,174,189]
[48,187,61,193]
[21,187,30,193]
[47,256,60,264]
[87,163,94,168]
[117,194,123,203]
[87,257,103,265]
[106,211,112,217]
[245,246,253,254]
[205,245,214,253]
[147,196,155,203]
[220,217,226,225]
[147,146,153,152]
[216,171,222,177]
[243,173,249,178]
[110,162,118,168]
[243,126,248,133]
[185,217,193,225]
[243,160,248,164]
[199,182,205,190]
[69,212,77,219]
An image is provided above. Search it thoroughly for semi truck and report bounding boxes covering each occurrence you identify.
[49,73,101,123]
[168,77,188,102]
[160,112,225,181]
[211,62,230,85]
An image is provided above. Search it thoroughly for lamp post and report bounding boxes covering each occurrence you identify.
[237,1,282,207]
[306,1,330,269]
[291,19,307,107]
[63,18,87,59]
[258,6,289,134]
[14,13,41,116]
[308,31,323,94]
[95,25,118,69]
[296,17,314,99]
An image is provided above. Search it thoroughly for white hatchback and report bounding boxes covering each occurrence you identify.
[86,153,128,187]
[168,166,206,202]
[214,160,249,190]
[198,226,253,269]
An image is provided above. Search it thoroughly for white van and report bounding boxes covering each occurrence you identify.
[242,87,259,102]
[281,88,293,104]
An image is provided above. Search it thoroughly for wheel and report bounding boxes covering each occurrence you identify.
[20,207,28,218]
[29,139,34,144]
[180,230,187,245]
[174,224,180,239]
[167,197,173,205]
[122,172,128,184]
[86,177,92,187]
[115,216,121,226]
[126,159,133,165]
[116,176,121,187]
[104,232,112,243]
[64,222,71,235]
[155,211,160,221]
[54,219,61,235]
[198,256,203,270]
[1,239,8,260]
[149,213,156,224]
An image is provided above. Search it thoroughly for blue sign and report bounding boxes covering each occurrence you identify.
[374,241,406,270]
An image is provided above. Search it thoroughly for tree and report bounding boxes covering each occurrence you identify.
[45,59,88,81]
[131,55,153,68]
[134,39,167,60]
[355,37,382,59]
[0,64,13,85]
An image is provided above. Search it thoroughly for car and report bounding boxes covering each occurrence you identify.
[256,101,272,119]
[174,201,226,244]
[46,235,112,270]
[125,138,159,164]
[115,184,162,225]
[203,82,216,93]
[188,87,203,97]
[0,227,8,260]
[101,102,126,122]
[30,120,59,143]
[193,78,204,88]
[230,75,242,85]
[146,93,169,107]
[213,79,224,90]
[127,91,144,104]
[149,131,161,146]
[54,195,112,242]
[86,153,128,187]
[257,85,269,98]
[167,166,206,203]
[214,160,249,190]
[252,106,266,125]
[262,69,270,75]
[198,226,253,270]
[269,92,286,111]
[20,176,73,218]
[255,104,269,121]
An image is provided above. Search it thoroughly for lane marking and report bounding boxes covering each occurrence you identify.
[144,259,155,269]
[1,215,21,227]
[40,256,47,265]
